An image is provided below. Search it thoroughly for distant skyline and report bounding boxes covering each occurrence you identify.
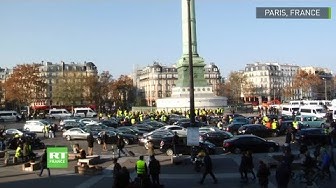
[1,0,335,77]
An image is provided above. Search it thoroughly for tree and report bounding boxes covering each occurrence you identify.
[110,75,136,110]
[292,70,321,99]
[225,71,249,105]
[52,71,84,106]
[4,64,47,108]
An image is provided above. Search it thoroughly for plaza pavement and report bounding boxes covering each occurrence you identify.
[2,151,336,188]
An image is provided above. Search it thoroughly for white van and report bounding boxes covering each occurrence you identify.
[48,108,72,119]
[0,110,21,122]
[281,105,300,116]
[73,107,97,118]
[298,105,326,118]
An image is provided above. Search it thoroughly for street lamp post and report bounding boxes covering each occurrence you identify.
[187,0,195,126]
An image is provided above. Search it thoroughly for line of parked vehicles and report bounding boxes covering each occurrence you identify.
[1,109,332,156]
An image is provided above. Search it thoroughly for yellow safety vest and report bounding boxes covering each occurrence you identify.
[136,160,146,175]
[272,121,277,129]
[15,146,22,158]
[293,121,299,130]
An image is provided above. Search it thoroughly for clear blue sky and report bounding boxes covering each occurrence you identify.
[1,0,335,78]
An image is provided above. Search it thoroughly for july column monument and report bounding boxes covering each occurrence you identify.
[156,0,227,110]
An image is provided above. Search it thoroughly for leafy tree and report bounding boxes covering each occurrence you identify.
[225,71,249,105]
[110,75,136,110]
[52,71,84,106]
[292,70,321,99]
[4,64,47,108]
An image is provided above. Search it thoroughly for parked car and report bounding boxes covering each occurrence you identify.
[199,131,233,146]
[134,123,156,133]
[138,130,174,149]
[62,127,90,141]
[157,125,187,135]
[96,130,137,145]
[78,118,99,125]
[143,120,166,129]
[232,117,250,125]
[199,126,221,134]
[223,122,246,135]
[23,119,52,133]
[238,124,278,138]
[295,128,330,146]
[295,115,327,128]
[100,119,119,128]
[6,136,45,150]
[223,135,280,154]
[4,128,37,139]
[117,126,146,137]
[160,136,216,156]
[173,119,204,128]
[59,121,85,132]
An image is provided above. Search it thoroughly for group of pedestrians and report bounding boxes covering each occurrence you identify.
[86,132,127,158]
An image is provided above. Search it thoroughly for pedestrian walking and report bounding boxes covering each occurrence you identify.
[239,151,249,182]
[87,133,94,156]
[101,131,108,151]
[172,132,179,156]
[38,149,50,177]
[199,152,218,185]
[148,155,161,186]
[276,161,291,188]
[246,150,256,180]
[257,160,270,188]
[117,134,127,158]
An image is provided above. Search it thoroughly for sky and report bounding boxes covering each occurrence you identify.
[0,0,335,78]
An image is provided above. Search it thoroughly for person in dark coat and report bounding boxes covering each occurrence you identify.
[239,151,249,182]
[117,135,127,158]
[148,155,161,185]
[87,133,94,156]
[112,158,122,188]
[257,160,270,188]
[199,152,217,184]
[246,150,256,180]
[38,149,50,177]
[276,161,291,188]
[118,166,130,188]
[172,132,179,156]
[101,131,108,151]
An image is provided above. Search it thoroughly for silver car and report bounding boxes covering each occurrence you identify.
[62,127,90,141]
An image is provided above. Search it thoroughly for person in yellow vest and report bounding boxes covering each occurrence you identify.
[131,117,136,125]
[271,119,278,130]
[135,155,148,179]
[292,119,299,130]
[43,125,49,138]
[229,116,233,123]
[139,114,143,122]
[14,144,23,163]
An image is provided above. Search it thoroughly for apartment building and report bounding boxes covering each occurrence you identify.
[243,62,300,103]
[133,62,223,106]
[37,61,98,107]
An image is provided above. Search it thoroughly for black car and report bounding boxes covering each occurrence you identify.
[117,126,146,137]
[223,135,280,154]
[100,120,119,128]
[238,124,278,138]
[223,122,246,135]
[96,130,137,145]
[295,128,330,146]
[199,131,233,147]
[139,130,174,149]
[134,123,156,133]
[4,129,37,139]
[173,118,204,128]
[160,136,216,156]
[60,121,85,132]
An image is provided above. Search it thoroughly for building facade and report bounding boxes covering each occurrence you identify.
[243,62,300,103]
[133,62,223,107]
[37,61,98,108]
